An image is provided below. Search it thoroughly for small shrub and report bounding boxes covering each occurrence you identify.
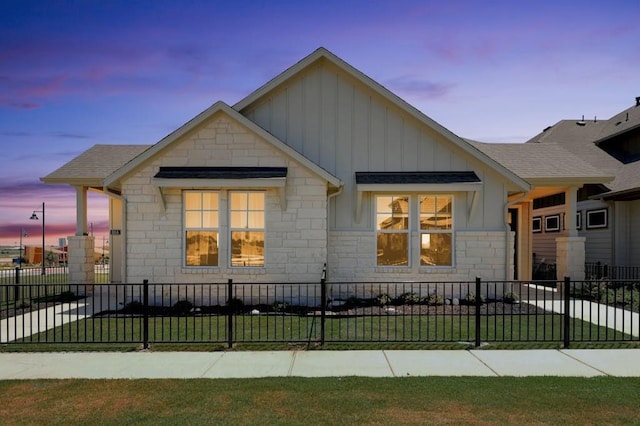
[397,292,421,305]
[344,296,363,308]
[502,292,519,304]
[123,300,143,313]
[465,292,486,305]
[172,300,194,315]
[425,293,444,306]
[272,301,291,313]
[375,293,392,306]
[59,291,76,302]
[227,297,244,313]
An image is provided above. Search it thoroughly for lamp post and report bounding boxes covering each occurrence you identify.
[30,202,45,276]
[18,227,27,268]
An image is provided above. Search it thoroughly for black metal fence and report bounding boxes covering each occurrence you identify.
[1,278,638,348]
[585,262,640,280]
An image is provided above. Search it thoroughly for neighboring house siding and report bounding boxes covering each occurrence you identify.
[629,200,640,266]
[531,205,562,264]
[121,113,328,284]
[532,199,614,266]
[578,199,612,265]
[616,199,640,266]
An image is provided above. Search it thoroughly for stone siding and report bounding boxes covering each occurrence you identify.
[122,113,328,284]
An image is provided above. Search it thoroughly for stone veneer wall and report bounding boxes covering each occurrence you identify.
[327,230,513,296]
[122,114,329,285]
[67,235,95,287]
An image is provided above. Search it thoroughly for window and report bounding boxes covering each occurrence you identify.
[420,195,452,266]
[532,216,542,233]
[230,191,265,267]
[376,195,409,266]
[544,214,560,232]
[586,208,607,229]
[374,194,453,267]
[184,191,219,266]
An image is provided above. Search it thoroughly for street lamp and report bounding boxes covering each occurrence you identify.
[30,202,45,276]
[18,227,27,268]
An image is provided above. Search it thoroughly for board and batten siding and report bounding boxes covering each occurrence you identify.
[241,59,510,232]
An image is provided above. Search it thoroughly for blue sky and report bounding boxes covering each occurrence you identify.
[1,0,639,245]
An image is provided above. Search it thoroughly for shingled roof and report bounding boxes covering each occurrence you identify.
[41,144,151,187]
[467,141,611,185]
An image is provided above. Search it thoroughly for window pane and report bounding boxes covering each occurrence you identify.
[230,211,247,228]
[185,211,201,228]
[185,231,218,266]
[376,232,408,266]
[421,195,452,230]
[248,192,264,210]
[202,193,218,210]
[376,196,393,213]
[185,192,201,210]
[420,233,452,266]
[202,211,218,228]
[230,192,247,210]
[247,211,264,228]
[231,231,264,267]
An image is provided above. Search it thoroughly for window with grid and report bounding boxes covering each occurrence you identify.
[375,195,410,266]
[230,191,265,267]
[184,191,219,267]
[419,195,452,266]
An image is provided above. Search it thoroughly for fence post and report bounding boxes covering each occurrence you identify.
[320,276,326,347]
[563,276,570,349]
[14,267,20,302]
[143,279,149,350]
[475,277,481,348]
[227,279,233,349]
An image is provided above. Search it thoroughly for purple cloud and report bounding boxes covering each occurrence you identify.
[385,76,456,100]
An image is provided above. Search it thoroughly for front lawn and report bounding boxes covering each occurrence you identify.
[0,377,638,425]
[6,312,632,349]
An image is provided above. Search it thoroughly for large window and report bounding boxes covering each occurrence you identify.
[230,191,265,267]
[184,191,219,266]
[420,195,452,266]
[375,194,453,267]
[376,196,410,266]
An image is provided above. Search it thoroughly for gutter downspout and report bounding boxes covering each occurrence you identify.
[505,192,528,281]
[104,187,126,284]
[325,184,344,283]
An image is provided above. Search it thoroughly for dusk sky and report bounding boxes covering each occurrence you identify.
[1,0,639,247]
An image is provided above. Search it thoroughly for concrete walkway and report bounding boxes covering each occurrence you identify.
[1,349,639,379]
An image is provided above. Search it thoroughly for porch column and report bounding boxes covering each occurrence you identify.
[556,187,585,280]
[75,186,88,235]
[67,235,95,289]
[68,186,95,287]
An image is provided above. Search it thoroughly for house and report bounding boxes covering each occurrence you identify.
[42,48,613,290]
[522,99,640,275]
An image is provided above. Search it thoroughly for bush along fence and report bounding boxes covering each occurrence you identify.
[1,278,638,348]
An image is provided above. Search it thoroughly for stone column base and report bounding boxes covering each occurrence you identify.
[68,235,95,291]
[556,236,585,281]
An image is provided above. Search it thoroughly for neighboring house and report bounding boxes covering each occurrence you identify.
[522,99,640,272]
[42,48,612,289]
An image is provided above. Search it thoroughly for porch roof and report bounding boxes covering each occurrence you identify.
[41,144,151,187]
[467,141,614,186]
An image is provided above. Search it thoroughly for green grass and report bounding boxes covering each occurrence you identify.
[6,312,633,350]
[1,377,639,425]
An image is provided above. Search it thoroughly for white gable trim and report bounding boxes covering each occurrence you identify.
[104,101,342,191]
[234,48,530,193]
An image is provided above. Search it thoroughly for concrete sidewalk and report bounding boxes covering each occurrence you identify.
[1,349,639,379]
